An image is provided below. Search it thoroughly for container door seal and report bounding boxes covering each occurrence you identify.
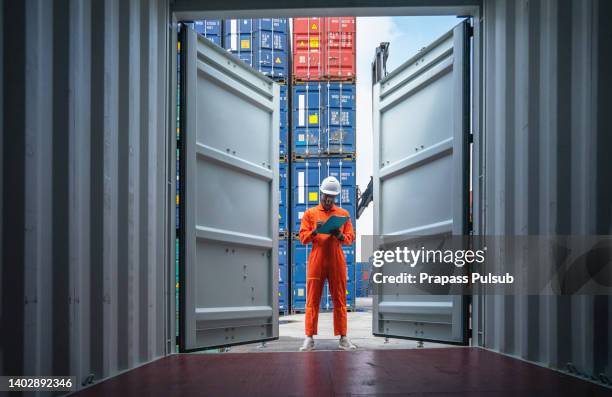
[371,21,471,345]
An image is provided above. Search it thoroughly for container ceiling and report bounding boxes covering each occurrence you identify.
[171,0,482,18]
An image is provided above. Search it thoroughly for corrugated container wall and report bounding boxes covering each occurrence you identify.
[479,0,612,381]
[1,0,172,390]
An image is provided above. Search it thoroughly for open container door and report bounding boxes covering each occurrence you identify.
[179,27,280,351]
[372,21,471,345]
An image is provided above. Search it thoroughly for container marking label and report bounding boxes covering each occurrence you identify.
[298,172,305,203]
[241,39,250,49]
[309,191,318,202]
[298,95,305,126]
[309,113,318,124]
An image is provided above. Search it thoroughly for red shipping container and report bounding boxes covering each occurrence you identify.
[324,17,356,80]
[292,17,325,80]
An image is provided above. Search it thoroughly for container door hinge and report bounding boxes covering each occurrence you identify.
[468,133,474,144]
[467,24,474,38]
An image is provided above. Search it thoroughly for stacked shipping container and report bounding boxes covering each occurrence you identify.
[291,17,357,313]
[224,18,289,81]
[292,17,356,80]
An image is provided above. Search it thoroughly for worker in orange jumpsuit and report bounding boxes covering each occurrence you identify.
[298,176,357,351]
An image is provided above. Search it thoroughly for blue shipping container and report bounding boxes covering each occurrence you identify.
[292,83,325,156]
[280,85,288,156]
[325,83,356,154]
[279,238,288,312]
[292,83,356,155]
[279,281,288,313]
[293,282,307,311]
[279,162,288,233]
[223,19,289,80]
[192,20,222,46]
[356,262,371,298]
[291,158,356,231]
[279,238,288,273]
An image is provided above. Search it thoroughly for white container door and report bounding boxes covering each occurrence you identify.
[180,27,279,351]
[372,21,471,345]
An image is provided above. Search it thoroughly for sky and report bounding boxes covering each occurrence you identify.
[354,16,461,261]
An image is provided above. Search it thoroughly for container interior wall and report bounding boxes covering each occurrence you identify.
[481,0,612,380]
[1,0,171,389]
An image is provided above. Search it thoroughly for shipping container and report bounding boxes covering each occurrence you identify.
[279,237,289,313]
[291,158,356,231]
[325,82,356,154]
[292,82,325,155]
[224,18,289,80]
[292,83,356,155]
[292,282,307,311]
[279,84,289,157]
[191,20,222,46]
[356,262,371,297]
[323,17,356,80]
[292,17,325,80]
[279,161,288,233]
[292,17,356,81]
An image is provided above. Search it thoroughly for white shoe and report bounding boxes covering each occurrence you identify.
[299,336,314,352]
[338,336,357,351]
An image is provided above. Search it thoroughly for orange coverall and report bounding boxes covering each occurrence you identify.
[299,203,355,336]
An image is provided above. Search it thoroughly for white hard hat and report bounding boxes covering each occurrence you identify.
[320,176,341,196]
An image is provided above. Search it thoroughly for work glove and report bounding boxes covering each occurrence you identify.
[312,220,324,236]
[330,228,344,241]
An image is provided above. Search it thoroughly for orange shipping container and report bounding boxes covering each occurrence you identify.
[292,17,356,81]
[324,17,356,80]
[292,17,325,80]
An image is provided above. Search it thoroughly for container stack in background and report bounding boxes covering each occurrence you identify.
[290,17,357,313]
